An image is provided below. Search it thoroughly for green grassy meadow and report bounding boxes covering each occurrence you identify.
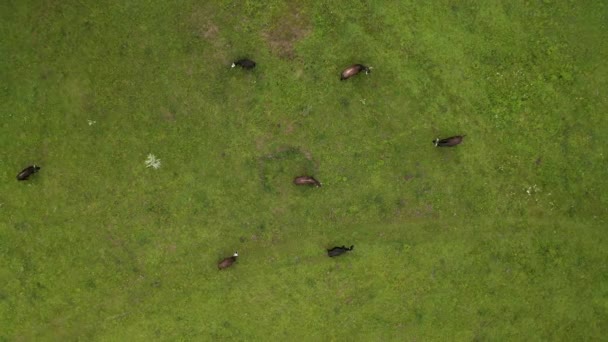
[1,0,607,340]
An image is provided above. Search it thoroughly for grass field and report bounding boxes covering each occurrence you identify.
[1,0,607,340]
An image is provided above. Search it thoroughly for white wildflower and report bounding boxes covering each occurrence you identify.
[525,184,540,196]
[145,154,161,169]
[87,120,97,126]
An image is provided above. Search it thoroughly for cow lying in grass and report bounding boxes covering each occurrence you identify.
[293,176,321,187]
[433,135,465,147]
[218,252,239,270]
[231,58,256,69]
[17,165,40,181]
[340,64,371,80]
[327,245,354,257]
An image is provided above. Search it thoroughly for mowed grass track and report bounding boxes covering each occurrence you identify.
[1,0,607,340]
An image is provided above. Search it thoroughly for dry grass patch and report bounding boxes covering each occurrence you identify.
[188,5,228,63]
[262,6,311,59]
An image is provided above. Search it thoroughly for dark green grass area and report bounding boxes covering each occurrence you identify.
[1,0,607,340]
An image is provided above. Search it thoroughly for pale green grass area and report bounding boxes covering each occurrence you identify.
[1,0,607,340]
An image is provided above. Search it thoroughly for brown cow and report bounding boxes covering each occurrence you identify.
[293,176,321,187]
[218,252,239,270]
[340,64,371,80]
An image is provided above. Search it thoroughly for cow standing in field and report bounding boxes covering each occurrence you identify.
[340,64,371,80]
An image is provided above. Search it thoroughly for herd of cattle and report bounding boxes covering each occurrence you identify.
[17,58,465,270]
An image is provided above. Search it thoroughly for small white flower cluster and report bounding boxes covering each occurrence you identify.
[145,154,161,169]
[525,184,540,195]
[87,120,97,126]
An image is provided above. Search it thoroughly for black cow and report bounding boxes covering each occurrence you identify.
[17,165,40,181]
[327,245,354,257]
[433,135,465,147]
[231,58,256,69]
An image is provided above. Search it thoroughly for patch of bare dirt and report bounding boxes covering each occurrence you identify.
[403,174,416,181]
[160,107,176,122]
[326,208,339,222]
[107,233,125,248]
[188,5,228,62]
[201,22,219,40]
[262,7,311,59]
[190,6,220,40]
[300,148,313,161]
[164,243,177,253]
[255,135,269,151]
[271,205,287,216]
[412,204,437,218]
[280,120,296,135]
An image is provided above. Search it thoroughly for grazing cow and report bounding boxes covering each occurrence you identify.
[340,64,371,80]
[231,58,256,69]
[17,165,40,181]
[293,176,321,187]
[327,245,354,257]
[433,135,465,147]
[218,252,238,270]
